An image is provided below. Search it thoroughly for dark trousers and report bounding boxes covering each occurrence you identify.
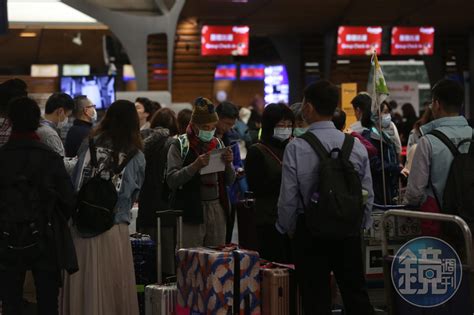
[257,224,292,263]
[1,268,60,315]
[294,215,374,315]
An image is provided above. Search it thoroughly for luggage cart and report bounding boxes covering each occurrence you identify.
[381,210,473,315]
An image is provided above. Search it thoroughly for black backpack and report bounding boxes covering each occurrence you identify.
[74,139,135,237]
[429,130,474,239]
[0,156,53,264]
[300,133,364,239]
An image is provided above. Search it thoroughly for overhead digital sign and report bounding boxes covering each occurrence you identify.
[214,64,237,80]
[391,27,435,56]
[201,25,249,56]
[337,26,383,56]
[240,64,265,80]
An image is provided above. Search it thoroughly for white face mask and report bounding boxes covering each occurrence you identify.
[90,108,98,122]
[273,127,292,142]
[381,114,392,128]
[57,116,69,129]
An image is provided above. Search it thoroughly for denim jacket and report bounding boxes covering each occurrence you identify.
[405,116,472,206]
[72,138,146,225]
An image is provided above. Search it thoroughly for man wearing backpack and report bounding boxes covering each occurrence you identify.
[276,81,375,314]
[404,79,473,243]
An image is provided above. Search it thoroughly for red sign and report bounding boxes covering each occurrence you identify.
[391,27,435,55]
[337,26,382,56]
[240,64,265,80]
[201,25,249,56]
[214,64,237,80]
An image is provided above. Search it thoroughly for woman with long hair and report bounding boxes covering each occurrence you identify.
[62,100,146,315]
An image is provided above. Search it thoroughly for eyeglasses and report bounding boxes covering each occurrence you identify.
[86,105,96,109]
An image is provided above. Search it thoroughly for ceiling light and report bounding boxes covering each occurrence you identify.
[20,31,37,38]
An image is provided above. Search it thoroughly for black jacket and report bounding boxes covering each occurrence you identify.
[0,138,78,274]
[65,119,93,157]
[137,128,173,229]
[246,138,287,226]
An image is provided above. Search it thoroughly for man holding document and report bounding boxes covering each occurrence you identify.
[167,97,235,247]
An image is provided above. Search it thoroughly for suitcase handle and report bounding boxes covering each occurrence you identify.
[157,212,183,285]
[156,209,184,217]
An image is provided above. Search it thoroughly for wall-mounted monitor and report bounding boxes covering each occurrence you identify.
[201,25,249,56]
[60,76,115,110]
[31,64,59,77]
[62,64,90,76]
[337,26,383,56]
[240,64,265,80]
[391,26,435,56]
[214,64,237,80]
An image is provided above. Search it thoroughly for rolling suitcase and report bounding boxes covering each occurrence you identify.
[145,283,178,315]
[176,245,261,315]
[260,262,303,315]
[261,267,290,315]
[131,233,157,315]
[145,210,183,315]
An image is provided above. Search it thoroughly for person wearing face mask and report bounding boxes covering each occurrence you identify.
[290,102,309,137]
[380,101,402,158]
[65,96,96,157]
[36,92,76,173]
[166,97,235,248]
[245,103,295,263]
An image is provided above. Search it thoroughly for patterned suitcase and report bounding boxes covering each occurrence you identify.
[131,233,158,315]
[176,246,261,315]
[145,284,177,315]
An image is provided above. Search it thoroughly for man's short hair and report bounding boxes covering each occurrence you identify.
[73,95,89,118]
[332,108,346,131]
[8,96,41,132]
[216,101,239,120]
[304,80,339,116]
[45,92,74,114]
[432,79,464,113]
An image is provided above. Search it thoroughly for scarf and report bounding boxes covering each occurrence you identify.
[186,124,218,156]
[9,131,40,141]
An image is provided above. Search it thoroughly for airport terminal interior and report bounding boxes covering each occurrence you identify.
[1,0,474,314]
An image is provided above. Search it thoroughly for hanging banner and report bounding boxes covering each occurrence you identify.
[341,83,358,128]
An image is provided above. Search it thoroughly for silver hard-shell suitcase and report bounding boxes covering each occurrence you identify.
[145,210,183,315]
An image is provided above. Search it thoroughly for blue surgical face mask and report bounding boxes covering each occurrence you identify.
[293,127,307,137]
[381,114,392,128]
[198,128,216,142]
